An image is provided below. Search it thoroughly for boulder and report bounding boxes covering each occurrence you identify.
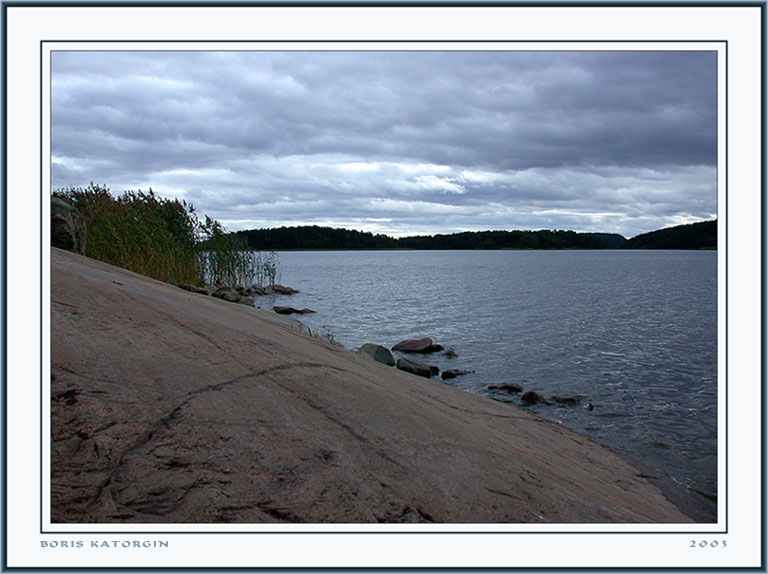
[178,283,210,296]
[358,344,396,367]
[443,349,459,358]
[51,197,86,254]
[392,337,444,354]
[251,285,267,296]
[487,383,523,394]
[212,286,241,303]
[273,306,315,315]
[237,296,255,307]
[521,391,546,405]
[396,357,438,378]
[441,369,473,380]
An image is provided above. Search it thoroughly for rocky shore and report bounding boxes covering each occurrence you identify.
[50,247,691,523]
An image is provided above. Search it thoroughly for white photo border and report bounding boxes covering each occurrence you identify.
[5,3,762,569]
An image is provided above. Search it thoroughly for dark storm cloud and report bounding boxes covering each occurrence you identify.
[51,49,717,237]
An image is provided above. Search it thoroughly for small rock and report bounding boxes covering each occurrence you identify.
[358,344,396,366]
[396,357,438,378]
[273,306,315,315]
[487,383,523,393]
[521,391,546,405]
[212,286,241,303]
[178,283,210,296]
[237,296,255,307]
[443,349,459,358]
[251,285,266,296]
[392,337,444,354]
[441,369,473,380]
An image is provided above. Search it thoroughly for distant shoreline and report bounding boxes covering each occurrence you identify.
[230,219,717,251]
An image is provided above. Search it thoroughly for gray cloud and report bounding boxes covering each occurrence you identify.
[51,49,717,238]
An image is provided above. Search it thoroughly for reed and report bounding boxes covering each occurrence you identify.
[53,184,270,288]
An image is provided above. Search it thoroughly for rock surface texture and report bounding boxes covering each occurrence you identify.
[50,248,691,524]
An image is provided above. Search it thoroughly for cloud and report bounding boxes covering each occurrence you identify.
[50,49,717,238]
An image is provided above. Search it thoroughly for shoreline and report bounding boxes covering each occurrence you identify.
[50,247,693,523]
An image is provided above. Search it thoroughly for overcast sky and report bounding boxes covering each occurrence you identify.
[51,50,717,238]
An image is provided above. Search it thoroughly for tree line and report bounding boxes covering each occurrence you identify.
[234,226,628,251]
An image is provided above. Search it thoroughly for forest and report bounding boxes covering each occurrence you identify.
[233,226,628,251]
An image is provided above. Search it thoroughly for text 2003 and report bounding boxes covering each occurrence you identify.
[690,540,727,548]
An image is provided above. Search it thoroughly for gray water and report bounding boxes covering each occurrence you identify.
[256,250,718,522]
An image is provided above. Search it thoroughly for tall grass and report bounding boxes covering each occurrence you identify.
[53,183,274,287]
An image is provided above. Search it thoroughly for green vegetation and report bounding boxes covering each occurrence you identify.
[622,220,717,250]
[196,217,279,287]
[235,225,627,251]
[52,184,271,287]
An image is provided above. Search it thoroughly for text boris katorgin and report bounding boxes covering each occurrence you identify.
[40,540,169,548]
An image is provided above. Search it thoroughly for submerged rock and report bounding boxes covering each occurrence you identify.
[441,369,474,380]
[521,391,546,405]
[358,344,396,366]
[273,306,315,315]
[392,337,444,354]
[396,357,438,378]
[488,383,523,393]
[552,396,581,406]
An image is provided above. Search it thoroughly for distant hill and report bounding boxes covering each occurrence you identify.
[622,220,717,250]
[234,225,627,251]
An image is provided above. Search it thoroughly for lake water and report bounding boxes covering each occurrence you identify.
[255,250,718,522]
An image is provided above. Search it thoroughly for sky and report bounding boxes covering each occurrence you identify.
[51,50,718,239]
